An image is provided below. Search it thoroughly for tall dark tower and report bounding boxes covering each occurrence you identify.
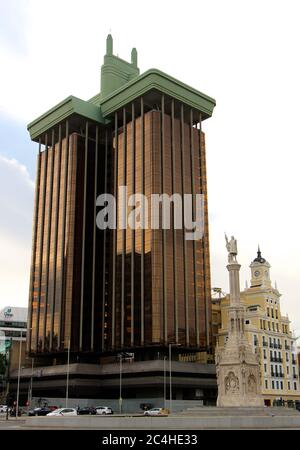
[25,36,216,400]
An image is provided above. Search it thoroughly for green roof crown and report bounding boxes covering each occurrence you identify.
[101,34,140,99]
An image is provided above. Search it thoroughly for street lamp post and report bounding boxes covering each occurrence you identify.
[118,352,133,414]
[16,330,24,419]
[65,338,71,408]
[28,357,34,408]
[169,343,181,415]
[119,353,123,414]
[5,338,12,421]
[163,356,167,410]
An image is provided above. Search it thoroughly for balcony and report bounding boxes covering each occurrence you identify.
[278,344,282,349]
[269,343,274,348]
[292,359,296,365]
[273,343,278,349]
[293,374,298,379]
[263,342,268,347]
[285,345,290,350]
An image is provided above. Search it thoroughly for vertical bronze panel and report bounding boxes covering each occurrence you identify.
[121,108,127,347]
[131,103,135,347]
[79,121,89,350]
[91,125,99,350]
[50,124,62,350]
[35,134,48,351]
[112,112,118,348]
[151,111,162,344]
[190,110,199,346]
[171,100,178,344]
[38,144,51,349]
[172,116,185,345]
[161,95,167,343]
[63,133,77,351]
[102,130,108,351]
[143,112,152,344]
[199,113,211,349]
[27,141,42,353]
[140,97,145,345]
[58,120,70,348]
[42,130,55,349]
[58,121,69,349]
[180,104,189,346]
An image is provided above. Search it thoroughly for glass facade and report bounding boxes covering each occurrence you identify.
[28,124,106,355]
[28,96,212,358]
[107,100,212,353]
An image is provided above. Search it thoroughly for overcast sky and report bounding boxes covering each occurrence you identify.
[0,0,300,334]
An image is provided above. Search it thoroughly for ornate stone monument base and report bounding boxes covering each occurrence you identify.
[216,335,264,407]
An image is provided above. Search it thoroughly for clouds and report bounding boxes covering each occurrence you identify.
[0,155,34,235]
[0,156,34,309]
[0,0,28,53]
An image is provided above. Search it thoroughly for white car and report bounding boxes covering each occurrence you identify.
[47,408,77,416]
[144,407,167,416]
[95,406,113,415]
[0,405,8,413]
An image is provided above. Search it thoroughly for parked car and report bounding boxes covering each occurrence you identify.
[0,405,8,413]
[144,407,168,416]
[47,408,78,416]
[28,407,52,416]
[95,406,114,415]
[77,406,96,415]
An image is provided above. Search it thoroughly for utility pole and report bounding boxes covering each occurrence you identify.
[163,356,166,410]
[119,353,123,414]
[5,338,12,421]
[16,331,23,419]
[65,338,71,408]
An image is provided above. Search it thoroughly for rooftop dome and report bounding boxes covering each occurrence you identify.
[252,246,267,264]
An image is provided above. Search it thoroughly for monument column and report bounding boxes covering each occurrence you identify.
[216,235,263,407]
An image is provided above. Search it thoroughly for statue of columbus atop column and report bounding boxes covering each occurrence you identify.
[225,234,238,262]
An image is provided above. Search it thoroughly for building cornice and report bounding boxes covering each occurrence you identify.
[27,96,106,142]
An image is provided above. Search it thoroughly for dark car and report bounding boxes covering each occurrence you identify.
[28,407,52,416]
[77,406,97,415]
